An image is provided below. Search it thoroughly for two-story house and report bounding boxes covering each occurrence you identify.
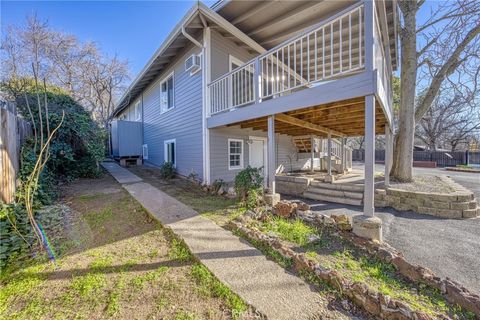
[111,0,397,218]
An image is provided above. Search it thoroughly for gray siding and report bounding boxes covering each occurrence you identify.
[210,30,257,81]
[142,44,204,178]
[210,126,297,183]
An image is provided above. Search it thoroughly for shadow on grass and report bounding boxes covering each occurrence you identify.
[14,259,191,281]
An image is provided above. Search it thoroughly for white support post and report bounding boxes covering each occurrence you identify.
[341,137,346,173]
[267,115,276,194]
[364,0,375,72]
[310,135,315,173]
[384,124,391,187]
[364,95,376,217]
[327,131,332,176]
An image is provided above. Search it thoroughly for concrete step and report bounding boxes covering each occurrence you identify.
[310,181,365,192]
[303,192,363,206]
[307,187,364,200]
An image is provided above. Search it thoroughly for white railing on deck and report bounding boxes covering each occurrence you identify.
[210,62,255,114]
[208,3,365,115]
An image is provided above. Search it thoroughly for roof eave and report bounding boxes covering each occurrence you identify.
[112,3,201,118]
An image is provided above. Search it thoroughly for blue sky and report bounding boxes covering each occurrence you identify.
[1,0,439,79]
[1,1,215,76]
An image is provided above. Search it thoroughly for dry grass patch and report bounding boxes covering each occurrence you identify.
[0,174,251,320]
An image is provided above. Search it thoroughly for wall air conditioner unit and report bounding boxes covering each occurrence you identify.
[142,144,149,160]
[185,54,201,75]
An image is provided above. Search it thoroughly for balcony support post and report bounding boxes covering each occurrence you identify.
[363,94,375,217]
[341,137,346,174]
[310,135,315,173]
[264,115,280,206]
[327,131,332,176]
[384,124,392,187]
[267,115,276,194]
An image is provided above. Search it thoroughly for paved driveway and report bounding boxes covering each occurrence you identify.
[287,164,480,294]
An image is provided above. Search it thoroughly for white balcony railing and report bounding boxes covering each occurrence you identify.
[209,3,365,116]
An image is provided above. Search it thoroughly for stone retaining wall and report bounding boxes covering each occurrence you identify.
[275,175,312,196]
[376,177,479,219]
[230,210,480,318]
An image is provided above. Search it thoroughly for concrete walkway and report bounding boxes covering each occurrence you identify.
[102,162,334,320]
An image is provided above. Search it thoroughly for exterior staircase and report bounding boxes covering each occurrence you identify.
[291,136,353,173]
[303,180,364,206]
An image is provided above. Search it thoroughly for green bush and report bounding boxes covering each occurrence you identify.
[0,80,106,269]
[10,82,106,204]
[159,162,175,179]
[234,166,263,203]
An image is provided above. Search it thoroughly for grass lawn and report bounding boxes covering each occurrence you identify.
[249,216,475,319]
[127,166,243,227]
[0,174,250,320]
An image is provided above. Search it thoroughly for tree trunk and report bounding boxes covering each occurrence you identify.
[391,1,417,182]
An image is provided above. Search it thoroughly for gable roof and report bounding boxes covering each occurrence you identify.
[112,2,265,118]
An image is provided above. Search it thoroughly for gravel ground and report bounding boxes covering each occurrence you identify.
[388,175,455,193]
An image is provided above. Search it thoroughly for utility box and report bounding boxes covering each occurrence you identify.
[111,120,142,158]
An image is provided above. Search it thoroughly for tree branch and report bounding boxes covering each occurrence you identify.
[414,23,480,122]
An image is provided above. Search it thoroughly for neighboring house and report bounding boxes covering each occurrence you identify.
[111,0,397,216]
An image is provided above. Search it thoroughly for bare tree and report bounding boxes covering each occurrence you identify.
[392,0,480,181]
[1,14,130,127]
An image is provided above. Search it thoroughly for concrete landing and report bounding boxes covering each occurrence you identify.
[102,162,331,320]
[101,162,142,184]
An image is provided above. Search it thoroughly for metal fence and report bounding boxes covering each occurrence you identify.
[352,149,480,167]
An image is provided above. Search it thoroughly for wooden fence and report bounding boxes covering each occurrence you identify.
[352,149,480,167]
[1,101,31,204]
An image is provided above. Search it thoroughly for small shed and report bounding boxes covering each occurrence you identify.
[110,120,142,158]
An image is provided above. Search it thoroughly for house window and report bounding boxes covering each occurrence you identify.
[229,55,243,71]
[134,101,141,121]
[164,139,176,166]
[160,72,174,113]
[228,139,243,170]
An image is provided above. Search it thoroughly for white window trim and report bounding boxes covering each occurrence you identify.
[229,55,244,72]
[160,71,175,114]
[228,138,244,170]
[188,52,202,76]
[134,101,141,121]
[164,138,176,167]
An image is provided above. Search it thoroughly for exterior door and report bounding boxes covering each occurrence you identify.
[248,137,267,185]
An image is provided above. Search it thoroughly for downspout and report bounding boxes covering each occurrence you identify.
[182,13,210,184]
[182,26,203,49]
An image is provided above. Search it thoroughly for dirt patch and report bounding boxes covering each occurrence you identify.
[390,175,455,193]
[1,174,253,320]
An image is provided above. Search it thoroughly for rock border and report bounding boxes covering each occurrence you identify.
[446,167,480,173]
[296,210,480,317]
[375,176,479,219]
[231,207,480,318]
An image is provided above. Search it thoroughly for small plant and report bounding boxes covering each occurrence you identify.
[245,188,262,210]
[234,166,263,205]
[159,162,175,179]
[211,179,225,193]
[187,170,199,183]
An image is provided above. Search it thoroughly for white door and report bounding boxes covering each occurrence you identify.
[249,138,267,185]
